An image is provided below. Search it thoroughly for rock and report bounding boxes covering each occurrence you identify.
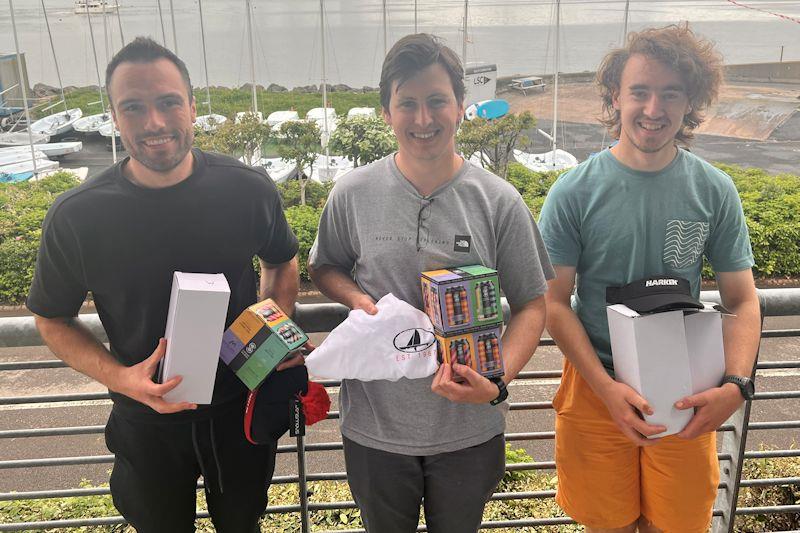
[362,86,378,93]
[267,83,288,92]
[33,83,59,97]
[293,85,318,93]
[332,84,352,93]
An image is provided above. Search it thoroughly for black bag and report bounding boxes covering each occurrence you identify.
[244,365,308,444]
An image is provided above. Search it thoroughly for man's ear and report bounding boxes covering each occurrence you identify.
[381,107,391,126]
[611,89,621,110]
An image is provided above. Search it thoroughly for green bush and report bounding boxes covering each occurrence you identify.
[0,171,80,304]
[278,180,333,209]
[735,451,800,531]
[285,205,322,281]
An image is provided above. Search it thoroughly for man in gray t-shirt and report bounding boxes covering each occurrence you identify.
[308,34,553,533]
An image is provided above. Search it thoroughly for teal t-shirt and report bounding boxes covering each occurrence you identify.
[538,148,754,372]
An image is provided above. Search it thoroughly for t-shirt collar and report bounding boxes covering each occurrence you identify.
[604,146,684,180]
[115,148,206,195]
[387,152,470,199]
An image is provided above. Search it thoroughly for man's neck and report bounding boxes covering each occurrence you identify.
[394,151,463,197]
[610,139,678,173]
[123,152,195,189]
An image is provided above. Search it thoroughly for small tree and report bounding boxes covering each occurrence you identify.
[457,112,536,179]
[329,115,397,167]
[277,120,321,206]
[193,112,271,166]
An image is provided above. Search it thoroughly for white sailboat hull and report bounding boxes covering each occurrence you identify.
[0,141,82,158]
[513,148,578,173]
[73,113,112,133]
[29,108,83,136]
[305,154,353,183]
[194,114,227,132]
[0,150,48,166]
[0,132,50,147]
[258,158,297,184]
[0,159,59,175]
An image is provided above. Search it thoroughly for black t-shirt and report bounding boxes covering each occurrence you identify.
[27,149,299,420]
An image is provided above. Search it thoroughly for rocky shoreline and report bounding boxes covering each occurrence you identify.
[31,82,379,98]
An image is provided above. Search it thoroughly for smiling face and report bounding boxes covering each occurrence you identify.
[109,58,196,179]
[382,62,464,167]
[612,53,691,164]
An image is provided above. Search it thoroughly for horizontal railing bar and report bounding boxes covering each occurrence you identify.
[0,455,113,469]
[739,477,800,487]
[745,449,800,459]
[747,420,800,430]
[506,431,555,440]
[0,392,109,405]
[757,360,800,369]
[753,391,800,400]
[0,425,104,439]
[508,401,554,410]
[761,329,800,338]
[735,504,800,515]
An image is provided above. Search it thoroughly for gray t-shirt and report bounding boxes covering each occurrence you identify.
[309,154,554,455]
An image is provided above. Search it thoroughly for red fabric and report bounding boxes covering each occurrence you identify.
[299,382,330,426]
[243,388,259,445]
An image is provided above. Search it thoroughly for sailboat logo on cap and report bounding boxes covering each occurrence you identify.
[393,328,436,353]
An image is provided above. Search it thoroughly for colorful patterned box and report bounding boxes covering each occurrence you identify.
[434,325,504,379]
[421,265,503,334]
[219,299,308,390]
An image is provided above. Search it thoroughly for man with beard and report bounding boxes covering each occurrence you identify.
[538,25,760,532]
[27,37,300,532]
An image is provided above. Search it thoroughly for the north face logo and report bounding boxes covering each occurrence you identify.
[454,235,471,253]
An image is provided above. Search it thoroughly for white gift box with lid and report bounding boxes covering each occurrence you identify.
[606,303,728,437]
[160,272,231,404]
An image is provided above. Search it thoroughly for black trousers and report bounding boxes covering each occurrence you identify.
[104,398,277,533]
[343,434,506,533]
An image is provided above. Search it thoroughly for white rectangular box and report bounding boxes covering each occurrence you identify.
[161,272,231,404]
[607,303,727,437]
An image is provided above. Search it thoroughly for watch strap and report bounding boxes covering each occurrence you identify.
[489,377,508,405]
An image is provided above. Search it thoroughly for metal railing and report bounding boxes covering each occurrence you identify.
[0,288,799,532]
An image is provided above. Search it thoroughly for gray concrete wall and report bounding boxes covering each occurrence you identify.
[724,61,800,85]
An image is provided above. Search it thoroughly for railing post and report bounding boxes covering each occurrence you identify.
[297,433,310,533]
[711,294,765,532]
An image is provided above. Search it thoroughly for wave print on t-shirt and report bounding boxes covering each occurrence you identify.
[663,219,710,269]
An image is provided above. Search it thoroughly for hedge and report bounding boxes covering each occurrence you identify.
[1,163,799,304]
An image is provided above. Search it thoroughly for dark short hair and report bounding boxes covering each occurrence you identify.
[596,24,723,144]
[105,36,193,106]
[379,33,465,111]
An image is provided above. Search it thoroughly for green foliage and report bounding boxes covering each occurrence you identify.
[0,171,80,304]
[193,112,272,165]
[735,449,800,531]
[457,112,536,179]
[505,162,562,219]
[284,205,322,280]
[278,180,333,210]
[328,115,397,167]
[31,87,380,123]
[277,121,322,206]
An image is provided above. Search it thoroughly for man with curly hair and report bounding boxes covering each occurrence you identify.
[538,24,761,532]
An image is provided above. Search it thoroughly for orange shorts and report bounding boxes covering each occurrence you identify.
[553,359,719,532]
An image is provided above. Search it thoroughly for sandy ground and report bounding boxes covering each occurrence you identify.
[504,80,800,141]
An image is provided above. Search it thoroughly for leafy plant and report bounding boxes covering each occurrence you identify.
[457,112,536,179]
[193,112,271,166]
[328,115,396,167]
[277,121,321,206]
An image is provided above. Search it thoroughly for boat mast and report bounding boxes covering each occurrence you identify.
[550,0,560,165]
[101,1,116,163]
[84,3,108,117]
[462,0,468,69]
[414,0,417,33]
[320,0,330,165]
[246,0,258,114]
[40,0,68,115]
[622,0,630,45]
[382,0,387,55]
[8,0,38,175]
[169,0,179,55]
[116,0,126,47]
[156,0,167,46]
[198,0,212,116]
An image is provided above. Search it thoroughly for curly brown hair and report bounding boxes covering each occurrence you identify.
[596,24,723,144]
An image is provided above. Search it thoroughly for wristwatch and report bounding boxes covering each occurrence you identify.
[489,377,508,406]
[721,375,755,401]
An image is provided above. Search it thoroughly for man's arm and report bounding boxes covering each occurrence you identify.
[259,256,299,316]
[308,263,378,314]
[545,265,666,445]
[34,315,195,414]
[431,295,547,403]
[675,268,761,439]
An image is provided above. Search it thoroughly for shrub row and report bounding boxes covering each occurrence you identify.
[1,163,798,305]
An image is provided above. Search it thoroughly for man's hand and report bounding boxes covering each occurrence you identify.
[276,340,316,371]
[351,294,378,315]
[112,338,197,414]
[431,362,498,404]
[675,383,743,439]
[597,380,666,446]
